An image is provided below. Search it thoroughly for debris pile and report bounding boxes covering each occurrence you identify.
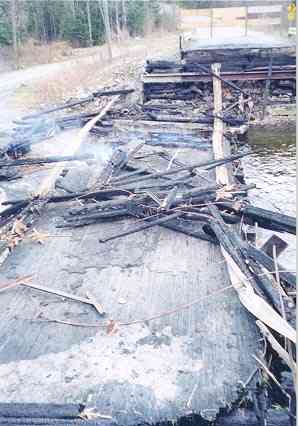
[143,44,296,123]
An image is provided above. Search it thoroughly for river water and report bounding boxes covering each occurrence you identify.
[242,125,296,272]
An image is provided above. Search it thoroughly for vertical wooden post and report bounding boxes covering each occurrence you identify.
[179,34,182,59]
[211,63,233,187]
[245,6,248,37]
[262,50,273,119]
[210,8,214,39]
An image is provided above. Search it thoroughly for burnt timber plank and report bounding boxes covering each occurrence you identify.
[181,44,295,57]
[242,205,296,235]
[0,405,291,425]
[143,69,296,84]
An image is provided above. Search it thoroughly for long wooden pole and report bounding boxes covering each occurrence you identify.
[245,6,248,36]
[211,63,233,186]
[210,8,214,39]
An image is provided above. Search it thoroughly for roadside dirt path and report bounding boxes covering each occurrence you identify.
[0,33,178,132]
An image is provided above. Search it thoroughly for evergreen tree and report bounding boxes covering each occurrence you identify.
[0,0,163,48]
[0,1,11,45]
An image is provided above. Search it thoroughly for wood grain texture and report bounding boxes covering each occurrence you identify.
[211,63,233,186]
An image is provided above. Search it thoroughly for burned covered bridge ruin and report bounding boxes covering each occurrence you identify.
[0,37,296,425]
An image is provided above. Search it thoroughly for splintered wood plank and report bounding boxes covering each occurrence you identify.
[211,63,233,186]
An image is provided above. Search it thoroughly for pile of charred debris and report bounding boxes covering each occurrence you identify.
[0,42,296,426]
[143,43,296,125]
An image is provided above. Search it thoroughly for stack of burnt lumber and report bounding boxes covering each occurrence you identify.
[146,54,296,74]
[143,45,296,106]
[0,154,94,182]
[180,46,296,70]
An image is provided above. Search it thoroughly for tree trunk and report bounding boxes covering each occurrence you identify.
[86,0,93,46]
[10,0,19,69]
[70,0,76,18]
[121,0,127,34]
[144,1,151,36]
[115,1,120,42]
[99,0,112,59]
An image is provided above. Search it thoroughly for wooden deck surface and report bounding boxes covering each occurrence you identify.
[0,124,259,424]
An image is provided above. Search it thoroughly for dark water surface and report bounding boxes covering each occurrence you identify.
[242,125,296,272]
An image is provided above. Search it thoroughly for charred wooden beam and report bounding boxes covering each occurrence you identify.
[146,54,295,72]
[127,203,216,244]
[1,188,130,207]
[217,202,296,235]
[59,208,129,228]
[111,151,255,187]
[110,167,151,184]
[22,97,94,120]
[66,196,134,217]
[246,244,296,290]
[216,408,291,426]
[22,88,133,120]
[188,62,246,94]
[208,205,284,315]
[99,211,184,243]
[0,201,30,228]
[0,154,93,168]
[121,177,194,192]
[242,205,296,235]
[145,59,183,73]
[93,88,134,97]
[143,69,296,85]
[146,111,246,126]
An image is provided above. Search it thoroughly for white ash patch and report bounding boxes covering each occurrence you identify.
[0,323,204,405]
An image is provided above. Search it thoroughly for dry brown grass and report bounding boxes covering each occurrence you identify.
[18,38,74,68]
[14,32,178,110]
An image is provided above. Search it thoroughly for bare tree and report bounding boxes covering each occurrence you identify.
[144,1,152,36]
[115,1,120,42]
[70,0,76,18]
[86,0,93,46]
[98,0,112,59]
[10,0,19,68]
[121,0,127,31]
